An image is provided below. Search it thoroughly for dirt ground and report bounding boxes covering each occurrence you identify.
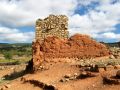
[0,57,120,90]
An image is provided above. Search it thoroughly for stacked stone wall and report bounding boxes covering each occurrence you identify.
[35,14,69,41]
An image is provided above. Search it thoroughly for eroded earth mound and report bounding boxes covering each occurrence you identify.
[29,34,110,71]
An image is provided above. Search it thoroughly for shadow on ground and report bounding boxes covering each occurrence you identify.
[3,70,26,80]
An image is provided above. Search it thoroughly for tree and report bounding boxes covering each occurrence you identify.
[118,41,120,47]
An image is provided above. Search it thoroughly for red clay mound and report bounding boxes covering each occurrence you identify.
[40,34,109,58]
[29,34,110,71]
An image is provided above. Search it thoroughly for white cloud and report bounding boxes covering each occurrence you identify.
[69,11,117,35]
[0,0,77,27]
[0,1,33,26]
[69,0,120,42]
[0,26,34,42]
[77,0,98,6]
[93,32,120,42]
[101,32,120,39]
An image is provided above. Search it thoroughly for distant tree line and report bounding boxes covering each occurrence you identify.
[0,43,32,60]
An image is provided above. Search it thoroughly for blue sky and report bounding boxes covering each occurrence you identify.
[0,0,120,43]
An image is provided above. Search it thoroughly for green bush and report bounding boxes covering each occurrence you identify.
[4,52,12,60]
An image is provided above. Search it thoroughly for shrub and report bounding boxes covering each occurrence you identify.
[4,52,12,60]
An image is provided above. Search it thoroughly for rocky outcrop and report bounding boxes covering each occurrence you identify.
[29,34,110,71]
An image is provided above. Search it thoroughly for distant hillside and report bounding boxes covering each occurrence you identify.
[0,43,32,48]
[101,42,120,47]
[0,43,32,57]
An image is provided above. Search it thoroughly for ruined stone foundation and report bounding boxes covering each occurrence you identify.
[29,34,110,71]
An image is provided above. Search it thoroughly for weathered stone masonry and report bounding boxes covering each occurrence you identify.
[35,14,69,41]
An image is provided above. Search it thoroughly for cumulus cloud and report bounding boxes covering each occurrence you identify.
[69,0,120,42]
[101,32,120,39]
[69,11,117,35]
[77,0,98,6]
[0,0,120,42]
[0,26,34,42]
[93,32,120,42]
[0,0,77,27]
[0,0,34,27]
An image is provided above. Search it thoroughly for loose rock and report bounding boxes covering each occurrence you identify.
[116,70,120,78]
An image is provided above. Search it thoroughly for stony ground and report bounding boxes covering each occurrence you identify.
[0,47,120,90]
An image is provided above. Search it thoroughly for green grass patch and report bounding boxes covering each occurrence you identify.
[0,59,18,63]
[0,58,31,64]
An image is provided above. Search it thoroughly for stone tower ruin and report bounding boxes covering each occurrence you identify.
[35,14,69,41]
